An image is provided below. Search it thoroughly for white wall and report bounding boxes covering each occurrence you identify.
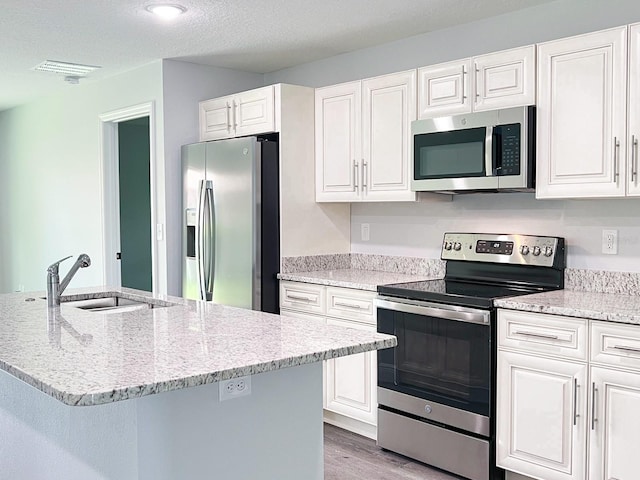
[0,62,164,294]
[161,60,264,296]
[266,0,640,272]
[0,60,264,296]
[351,196,640,272]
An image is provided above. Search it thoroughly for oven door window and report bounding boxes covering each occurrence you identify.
[414,127,487,180]
[378,306,490,416]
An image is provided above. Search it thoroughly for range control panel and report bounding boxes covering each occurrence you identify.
[442,233,564,268]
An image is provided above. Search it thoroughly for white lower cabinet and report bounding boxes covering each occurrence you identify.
[498,309,640,480]
[280,281,378,439]
[497,350,587,480]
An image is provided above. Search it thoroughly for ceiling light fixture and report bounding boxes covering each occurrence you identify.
[146,4,187,19]
[33,60,101,76]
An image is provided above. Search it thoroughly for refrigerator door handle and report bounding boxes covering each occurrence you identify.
[204,183,215,299]
[196,180,208,300]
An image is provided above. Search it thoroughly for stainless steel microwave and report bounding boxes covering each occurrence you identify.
[411,106,535,193]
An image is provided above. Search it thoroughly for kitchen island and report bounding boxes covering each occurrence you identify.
[0,287,396,480]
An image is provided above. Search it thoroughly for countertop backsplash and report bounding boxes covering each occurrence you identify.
[283,254,640,296]
[281,253,445,277]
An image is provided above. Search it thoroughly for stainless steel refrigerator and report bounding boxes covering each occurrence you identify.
[181,135,279,313]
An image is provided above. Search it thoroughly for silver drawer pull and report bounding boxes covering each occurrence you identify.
[591,382,598,430]
[286,294,314,303]
[335,301,364,310]
[612,344,640,354]
[514,330,560,340]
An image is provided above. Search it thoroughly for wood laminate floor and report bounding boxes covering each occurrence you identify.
[324,424,461,480]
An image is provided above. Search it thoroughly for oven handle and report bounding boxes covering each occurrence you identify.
[375,297,490,325]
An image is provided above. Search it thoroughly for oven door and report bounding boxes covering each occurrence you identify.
[376,296,492,420]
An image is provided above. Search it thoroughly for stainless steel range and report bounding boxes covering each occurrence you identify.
[375,233,566,480]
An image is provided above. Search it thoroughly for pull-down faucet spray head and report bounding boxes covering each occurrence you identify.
[47,254,91,307]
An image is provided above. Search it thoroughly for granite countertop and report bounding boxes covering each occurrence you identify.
[277,269,437,291]
[495,289,640,325]
[0,286,396,407]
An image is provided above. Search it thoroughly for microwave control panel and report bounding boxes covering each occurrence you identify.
[442,233,565,268]
[496,123,521,176]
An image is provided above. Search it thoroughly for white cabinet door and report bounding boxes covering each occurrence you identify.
[362,70,416,202]
[628,23,640,196]
[418,59,471,118]
[199,96,233,141]
[536,27,628,199]
[497,350,587,480]
[474,45,535,112]
[233,86,275,137]
[589,366,640,480]
[325,317,376,426]
[315,82,362,202]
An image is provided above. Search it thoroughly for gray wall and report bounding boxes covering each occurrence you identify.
[266,0,640,87]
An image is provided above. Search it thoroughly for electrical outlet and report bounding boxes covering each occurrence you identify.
[361,223,370,242]
[602,229,618,255]
[219,375,252,401]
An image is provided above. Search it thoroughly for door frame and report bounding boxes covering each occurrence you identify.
[99,102,158,292]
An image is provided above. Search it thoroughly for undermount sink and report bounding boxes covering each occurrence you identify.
[59,293,178,314]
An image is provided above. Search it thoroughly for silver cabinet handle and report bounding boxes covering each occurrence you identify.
[353,160,359,191]
[475,66,480,101]
[226,102,231,133]
[462,65,467,100]
[591,382,598,430]
[362,160,368,189]
[232,100,238,129]
[286,294,314,303]
[632,135,638,184]
[612,344,640,354]
[513,330,560,340]
[573,378,579,426]
[613,136,620,182]
[335,301,363,310]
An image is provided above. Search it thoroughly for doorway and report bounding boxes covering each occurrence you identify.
[99,103,157,293]
[117,117,152,291]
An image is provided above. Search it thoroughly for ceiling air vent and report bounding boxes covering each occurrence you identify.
[33,60,101,76]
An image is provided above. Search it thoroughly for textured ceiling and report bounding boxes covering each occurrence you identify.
[1,0,555,111]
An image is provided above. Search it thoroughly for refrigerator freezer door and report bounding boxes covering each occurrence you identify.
[206,137,260,309]
[182,143,207,300]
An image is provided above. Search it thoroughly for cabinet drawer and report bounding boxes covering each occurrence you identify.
[498,309,587,361]
[326,287,376,325]
[280,281,325,315]
[591,321,640,370]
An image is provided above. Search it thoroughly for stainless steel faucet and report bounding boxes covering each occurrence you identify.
[46,254,91,307]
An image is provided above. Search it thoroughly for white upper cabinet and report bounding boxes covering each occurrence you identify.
[418,59,471,117]
[418,45,535,119]
[199,85,275,141]
[628,23,640,196]
[474,46,536,111]
[315,81,362,202]
[316,70,416,203]
[536,26,628,198]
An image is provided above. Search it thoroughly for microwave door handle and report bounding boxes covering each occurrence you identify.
[485,125,494,176]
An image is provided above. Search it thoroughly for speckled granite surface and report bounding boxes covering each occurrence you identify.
[565,268,640,295]
[495,290,640,325]
[350,254,445,277]
[278,269,437,291]
[0,287,396,407]
[281,253,444,276]
[281,254,350,274]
